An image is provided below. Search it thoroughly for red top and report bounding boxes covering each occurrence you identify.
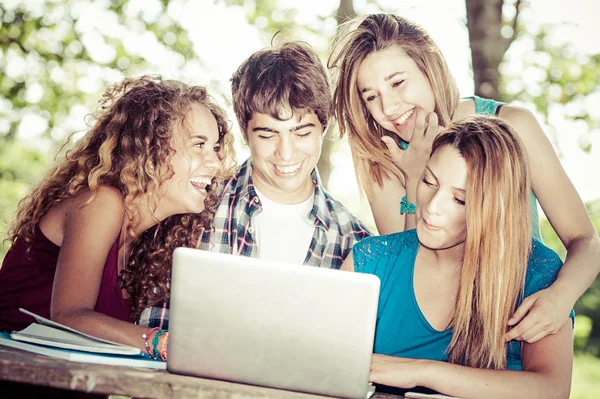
[0,224,133,331]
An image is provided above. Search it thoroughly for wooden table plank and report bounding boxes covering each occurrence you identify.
[0,347,405,398]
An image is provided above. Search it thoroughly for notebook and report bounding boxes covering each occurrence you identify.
[167,247,380,399]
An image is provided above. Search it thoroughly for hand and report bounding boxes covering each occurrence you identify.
[505,287,572,343]
[381,108,442,182]
[370,353,426,389]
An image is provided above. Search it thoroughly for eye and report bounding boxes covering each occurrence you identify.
[258,134,274,140]
[365,94,377,102]
[454,197,465,206]
[194,141,206,149]
[297,131,311,138]
[213,144,221,153]
[422,177,435,186]
[392,80,404,88]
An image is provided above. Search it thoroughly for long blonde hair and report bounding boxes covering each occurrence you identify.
[432,116,532,369]
[329,13,460,199]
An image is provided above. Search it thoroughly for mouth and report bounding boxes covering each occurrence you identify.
[189,175,213,195]
[392,108,415,127]
[422,218,442,231]
[273,160,303,176]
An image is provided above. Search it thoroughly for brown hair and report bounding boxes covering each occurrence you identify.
[431,116,532,369]
[329,13,460,199]
[6,75,236,320]
[231,41,331,139]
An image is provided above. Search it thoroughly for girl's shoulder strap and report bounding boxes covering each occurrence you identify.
[464,95,505,116]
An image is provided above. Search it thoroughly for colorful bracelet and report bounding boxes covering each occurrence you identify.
[400,195,416,215]
[142,327,160,359]
[151,329,168,361]
[157,331,169,361]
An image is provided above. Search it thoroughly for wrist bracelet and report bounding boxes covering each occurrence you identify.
[400,195,416,215]
[142,327,160,359]
[151,329,168,361]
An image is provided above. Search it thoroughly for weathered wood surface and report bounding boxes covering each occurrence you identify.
[0,347,405,398]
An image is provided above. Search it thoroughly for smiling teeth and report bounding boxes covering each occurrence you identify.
[189,176,212,186]
[275,163,301,174]
[394,108,414,125]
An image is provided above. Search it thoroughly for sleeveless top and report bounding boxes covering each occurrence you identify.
[0,224,133,331]
[353,229,573,370]
[467,95,543,241]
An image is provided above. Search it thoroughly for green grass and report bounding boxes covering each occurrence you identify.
[572,354,600,399]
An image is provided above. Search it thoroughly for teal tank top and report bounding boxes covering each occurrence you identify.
[467,95,542,241]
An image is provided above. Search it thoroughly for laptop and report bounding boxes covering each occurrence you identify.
[167,247,380,399]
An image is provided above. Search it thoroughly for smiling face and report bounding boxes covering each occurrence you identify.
[416,145,467,252]
[356,45,436,143]
[158,103,222,217]
[246,111,323,204]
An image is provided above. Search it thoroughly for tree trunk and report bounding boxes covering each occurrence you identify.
[465,0,521,100]
[317,0,355,189]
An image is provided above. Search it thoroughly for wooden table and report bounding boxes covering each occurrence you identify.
[0,347,407,399]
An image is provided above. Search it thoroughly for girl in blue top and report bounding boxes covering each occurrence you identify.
[330,13,598,348]
[341,116,573,398]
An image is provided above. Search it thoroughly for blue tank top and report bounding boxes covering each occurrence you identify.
[467,95,542,241]
[353,229,573,370]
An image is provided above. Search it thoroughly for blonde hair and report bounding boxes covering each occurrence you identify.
[329,13,460,199]
[431,116,532,369]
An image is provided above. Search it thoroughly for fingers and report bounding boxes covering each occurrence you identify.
[508,295,536,326]
[411,107,427,141]
[423,112,439,146]
[381,136,404,164]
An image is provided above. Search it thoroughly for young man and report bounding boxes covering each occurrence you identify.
[140,42,371,329]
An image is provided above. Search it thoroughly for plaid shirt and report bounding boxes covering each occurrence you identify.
[139,159,372,329]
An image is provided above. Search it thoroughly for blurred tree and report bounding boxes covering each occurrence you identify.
[0,0,211,252]
[465,0,522,100]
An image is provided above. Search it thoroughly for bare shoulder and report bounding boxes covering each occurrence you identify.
[64,186,125,232]
[496,104,543,139]
[75,186,124,212]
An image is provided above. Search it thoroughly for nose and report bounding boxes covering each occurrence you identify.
[381,89,401,117]
[275,134,296,161]
[204,147,221,172]
[425,189,443,217]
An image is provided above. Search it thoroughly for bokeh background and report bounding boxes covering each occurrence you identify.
[1,0,599,397]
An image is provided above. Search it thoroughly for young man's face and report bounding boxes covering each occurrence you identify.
[246,111,324,204]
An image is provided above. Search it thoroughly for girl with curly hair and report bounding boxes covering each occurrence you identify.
[0,76,235,360]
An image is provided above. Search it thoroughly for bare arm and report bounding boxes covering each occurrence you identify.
[371,320,573,399]
[369,176,408,235]
[501,106,600,341]
[50,187,152,352]
[340,250,355,272]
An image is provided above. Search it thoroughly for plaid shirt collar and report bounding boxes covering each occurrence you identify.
[226,158,331,231]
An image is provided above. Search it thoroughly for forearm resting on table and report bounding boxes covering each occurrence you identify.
[51,307,150,351]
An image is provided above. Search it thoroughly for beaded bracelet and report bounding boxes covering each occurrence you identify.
[142,327,160,359]
[400,195,416,215]
[151,329,168,361]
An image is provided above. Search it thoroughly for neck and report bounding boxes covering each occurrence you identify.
[419,241,464,271]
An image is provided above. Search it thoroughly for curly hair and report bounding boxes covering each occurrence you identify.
[6,75,236,320]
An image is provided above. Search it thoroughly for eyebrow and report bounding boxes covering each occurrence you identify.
[360,72,404,94]
[425,166,466,194]
[190,134,209,140]
[252,122,316,134]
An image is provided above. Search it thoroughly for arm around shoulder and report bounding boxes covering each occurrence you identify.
[500,104,600,316]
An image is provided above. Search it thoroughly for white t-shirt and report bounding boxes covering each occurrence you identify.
[253,187,315,265]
